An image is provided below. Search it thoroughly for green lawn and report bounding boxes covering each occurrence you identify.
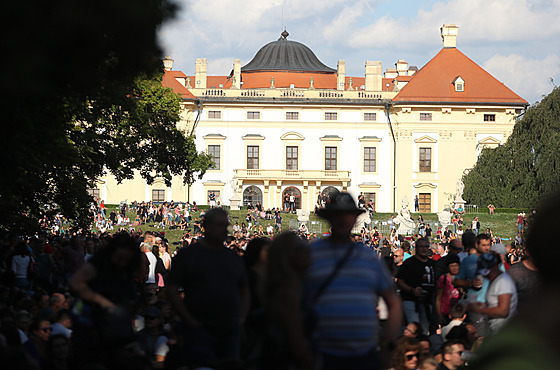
[102,206,519,246]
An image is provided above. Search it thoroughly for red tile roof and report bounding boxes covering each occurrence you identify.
[393,48,527,104]
[162,71,196,99]
[240,71,337,89]
[396,75,413,81]
[207,76,233,89]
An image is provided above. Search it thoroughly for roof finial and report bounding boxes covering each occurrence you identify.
[281,29,289,39]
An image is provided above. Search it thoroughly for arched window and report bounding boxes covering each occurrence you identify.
[318,186,338,206]
[282,187,302,210]
[321,186,339,198]
[243,186,262,207]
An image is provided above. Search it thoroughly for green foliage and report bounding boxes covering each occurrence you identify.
[463,87,560,208]
[0,0,212,233]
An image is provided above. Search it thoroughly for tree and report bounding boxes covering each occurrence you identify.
[0,0,212,233]
[463,87,560,208]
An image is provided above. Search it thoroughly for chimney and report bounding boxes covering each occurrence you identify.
[337,60,345,91]
[163,56,173,71]
[384,68,398,79]
[195,58,207,89]
[232,59,241,89]
[395,59,408,76]
[365,61,382,91]
[441,24,459,48]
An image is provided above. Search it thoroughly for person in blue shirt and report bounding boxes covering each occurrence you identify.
[454,233,492,336]
[306,191,402,369]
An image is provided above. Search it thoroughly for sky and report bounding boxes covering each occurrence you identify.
[158,0,560,105]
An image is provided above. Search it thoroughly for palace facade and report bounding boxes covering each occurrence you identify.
[95,24,527,212]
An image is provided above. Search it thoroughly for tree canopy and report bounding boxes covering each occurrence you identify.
[463,87,560,208]
[0,0,212,232]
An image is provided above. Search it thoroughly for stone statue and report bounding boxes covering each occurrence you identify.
[455,179,465,203]
[230,176,239,194]
[438,205,452,228]
[229,176,241,210]
[394,196,415,235]
[297,209,310,223]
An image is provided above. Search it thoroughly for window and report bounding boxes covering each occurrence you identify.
[364,193,376,210]
[208,145,220,170]
[243,186,262,207]
[286,146,298,170]
[419,147,432,172]
[152,189,165,203]
[325,147,337,170]
[484,114,496,122]
[208,111,221,119]
[286,112,299,120]
[364,147,376,172]
[247,146,259,169]
[455,83,464,92]
[87,189,100,199]
[420,113,432,121]
[247,111,261,119]
[364,113,377,121]
[325,112,337,120]
[419,193,431,213]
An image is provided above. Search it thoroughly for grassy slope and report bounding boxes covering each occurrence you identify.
[104,206,518,246]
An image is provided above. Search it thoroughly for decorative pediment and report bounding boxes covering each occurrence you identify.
[413,182,437,189]
[281,132,305,140]
[242,134,265,140]
[203,133,226,140]
[414,135,437,144]
[151,178,167,186]
[359,182,381,189]
[478,136,501,145]
[320,135,342,141]
[359,136,382,142]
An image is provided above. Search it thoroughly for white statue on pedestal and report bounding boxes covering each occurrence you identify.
[230,176,239,195]
[394,196,415,235]
[455,179,465,203]
[438,206,452,228]
[229,176,241,210]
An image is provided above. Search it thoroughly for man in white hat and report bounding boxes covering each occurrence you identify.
[305,191,402,369]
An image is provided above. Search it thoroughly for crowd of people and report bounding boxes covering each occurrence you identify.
[0,190,552,369]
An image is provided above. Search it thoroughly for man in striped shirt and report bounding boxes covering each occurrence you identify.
[306,192,402,369]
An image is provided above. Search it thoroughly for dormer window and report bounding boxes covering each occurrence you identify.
[453,76,465,92]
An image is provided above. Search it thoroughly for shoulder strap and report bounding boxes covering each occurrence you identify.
[310,243,355,304]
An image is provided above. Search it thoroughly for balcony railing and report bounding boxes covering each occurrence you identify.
[235,169,351,181]
[192,87,392,100]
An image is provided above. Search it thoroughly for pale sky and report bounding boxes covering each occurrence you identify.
[158,0,560,105]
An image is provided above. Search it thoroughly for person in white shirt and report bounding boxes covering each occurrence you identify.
[141,242,157,284]
[12,242,32,291]
[157,239,171,271]
[468,252,518,334]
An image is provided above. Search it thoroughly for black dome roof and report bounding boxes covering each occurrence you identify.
[241,30,336,73]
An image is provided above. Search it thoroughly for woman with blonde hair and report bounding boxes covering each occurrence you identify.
[263,232,314,370]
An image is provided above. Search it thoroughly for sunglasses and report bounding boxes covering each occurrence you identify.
[404,327,416,335]
[452,351,464,356]
[406,353,419,361]
[41,327,52,333]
